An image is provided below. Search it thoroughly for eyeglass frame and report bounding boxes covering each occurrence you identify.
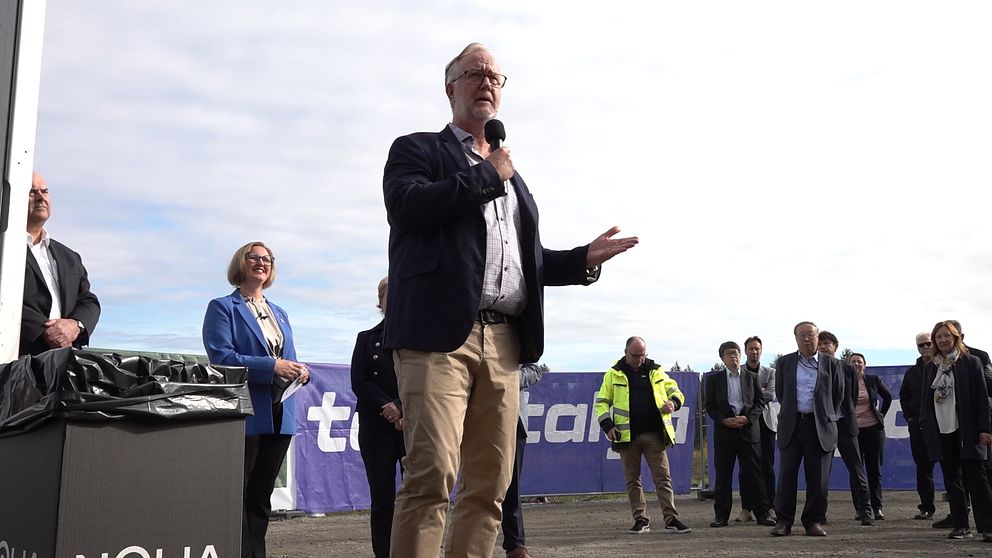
[449,69,508,89]
[245,253,275,265]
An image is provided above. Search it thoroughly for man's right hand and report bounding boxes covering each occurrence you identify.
[606,427,620,441]
[486,147,514,181]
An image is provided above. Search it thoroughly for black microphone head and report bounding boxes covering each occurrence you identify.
[484,119,505,148]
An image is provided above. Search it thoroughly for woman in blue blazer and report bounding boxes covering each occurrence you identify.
[202,241,309,558]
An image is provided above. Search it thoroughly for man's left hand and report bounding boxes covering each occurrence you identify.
[42,318,80,349]
[980,432,992,446]
[587,226,638,268]
[660,401,675,414]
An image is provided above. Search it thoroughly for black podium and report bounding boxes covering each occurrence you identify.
[0,349,252,558]
[0,417,244,557]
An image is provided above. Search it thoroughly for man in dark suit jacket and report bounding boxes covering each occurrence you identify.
[20,172,100,356]
[900,331,938,520]
[817,331,873,524]
[382,43,637,557]
[770,321,844,537]
[705,341,775,527]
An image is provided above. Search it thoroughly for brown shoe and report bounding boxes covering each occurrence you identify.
[507,546,532,558]
[804,523,827,537]
[770,522,792,536]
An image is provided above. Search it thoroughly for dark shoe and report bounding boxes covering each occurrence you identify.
[804,523,827,537]
[665,517,692,534]
[948,527,973,539]
[914,511,934,520]
[873,508,885,520]
[710,518,729,528]
[756,515,777,527]
[770,522,791,537]
[983,532,992,543]
[506,547,532,558]
[933,515,954,529]
[861,514,874,526]
[629,517,650,534]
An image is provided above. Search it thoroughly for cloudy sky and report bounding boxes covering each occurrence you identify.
[30,1,992,372]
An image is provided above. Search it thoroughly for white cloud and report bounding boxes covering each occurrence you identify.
[28,0,992,369]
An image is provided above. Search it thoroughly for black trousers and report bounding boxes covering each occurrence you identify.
[857,423,886,511]
[243,434,292,558]
[713,432,768,520]
[501,420,528,552]
[837,423,871,515]
[742,415,776,512]
[775,415,832,528]
[358,414,406,558]
[938,431,992,531]
[908,421,935,513]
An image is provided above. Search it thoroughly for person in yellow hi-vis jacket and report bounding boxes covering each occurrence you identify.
[595,336,691,535]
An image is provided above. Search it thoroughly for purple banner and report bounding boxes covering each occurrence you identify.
[292,365,699,513]
[704,364,944,491]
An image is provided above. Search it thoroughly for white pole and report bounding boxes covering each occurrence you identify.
[0,0,48,363]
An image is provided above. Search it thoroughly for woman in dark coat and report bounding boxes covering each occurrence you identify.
[846,353,891,519]
[351,277,405,558]
[920,320,992,541]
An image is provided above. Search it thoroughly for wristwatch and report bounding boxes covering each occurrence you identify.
[76,320,85,333]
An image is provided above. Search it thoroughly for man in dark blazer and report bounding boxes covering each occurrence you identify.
[900,331,938,520]
[817,331,873,524]
[770,321,845,537]
[705,341,775,527]
[382,43,637,557]
[20,172,100,356]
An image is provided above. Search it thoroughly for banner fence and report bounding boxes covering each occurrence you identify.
[291,364,928,513]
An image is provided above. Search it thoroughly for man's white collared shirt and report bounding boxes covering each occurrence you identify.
[26,230,62,320]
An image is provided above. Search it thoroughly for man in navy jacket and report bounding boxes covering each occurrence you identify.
[382,42,637,557]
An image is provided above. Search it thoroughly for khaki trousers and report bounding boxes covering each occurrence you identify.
[619,432,678,524]
[390,322,520,558]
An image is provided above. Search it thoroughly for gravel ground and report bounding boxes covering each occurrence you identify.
[265,490,988,557]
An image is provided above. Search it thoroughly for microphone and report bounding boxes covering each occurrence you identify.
[484,119,505,151]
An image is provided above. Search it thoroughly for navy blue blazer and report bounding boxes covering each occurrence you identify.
[202,289,298,436]
[382,126,594,363]
[350,320,400,420]
[775,351,845,452]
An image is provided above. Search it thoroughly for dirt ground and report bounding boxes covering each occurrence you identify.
[265,490,990,557]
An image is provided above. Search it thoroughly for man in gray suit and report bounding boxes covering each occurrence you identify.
[770,322,845,537]
[739,335,777,523]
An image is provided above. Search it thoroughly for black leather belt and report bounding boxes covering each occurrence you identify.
[797,412,815,421]
[477,309,511,324]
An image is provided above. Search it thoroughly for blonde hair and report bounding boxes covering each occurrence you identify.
[226,241,276,289]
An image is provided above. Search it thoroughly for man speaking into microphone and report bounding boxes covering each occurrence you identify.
[382,42,638,557]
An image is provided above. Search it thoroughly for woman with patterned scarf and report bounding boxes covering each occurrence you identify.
[920,320,992,542]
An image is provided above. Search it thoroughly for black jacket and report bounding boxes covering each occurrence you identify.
[899,357,927,426]
[921,353,991,462]
[350,320,400,419]
[21,239,100,356]
[857,374,892,428]
[704,367,765,443]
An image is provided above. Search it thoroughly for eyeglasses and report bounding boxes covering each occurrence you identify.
[451,69,508,89]
[246,253,274,265]
[917,342,933,349]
